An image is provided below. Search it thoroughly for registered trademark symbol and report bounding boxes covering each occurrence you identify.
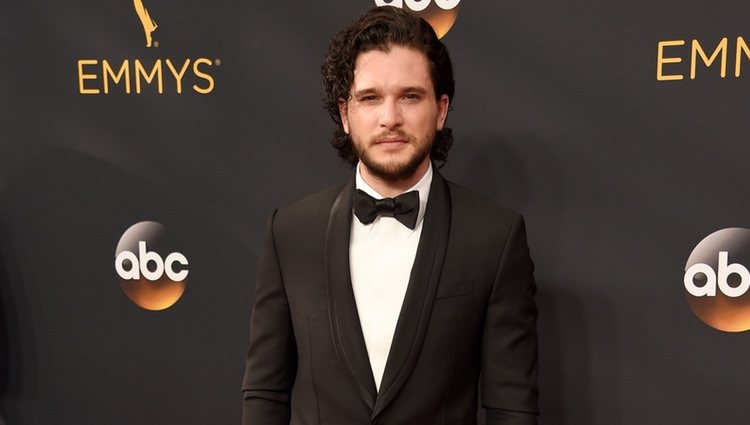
[215,58,221,66]
[153,40,160,48]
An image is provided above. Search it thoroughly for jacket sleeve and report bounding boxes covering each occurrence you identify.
[482,215,539,425]
[241,210,297,425]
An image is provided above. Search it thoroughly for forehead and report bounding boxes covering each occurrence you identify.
[351,45,433,91]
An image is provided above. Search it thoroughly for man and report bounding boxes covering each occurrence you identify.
[242,6,538,425]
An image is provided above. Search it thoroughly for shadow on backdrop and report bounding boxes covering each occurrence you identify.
[539,286,622,425]
[0,205,39,423]
[448,134,621,425]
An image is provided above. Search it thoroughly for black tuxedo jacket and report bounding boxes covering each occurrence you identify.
[242,171,538,425]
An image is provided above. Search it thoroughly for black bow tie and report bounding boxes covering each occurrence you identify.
[354,189,420,230]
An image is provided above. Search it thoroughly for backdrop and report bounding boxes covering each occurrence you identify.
[2,1,749,424]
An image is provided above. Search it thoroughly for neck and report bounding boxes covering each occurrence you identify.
[359,159,430,198]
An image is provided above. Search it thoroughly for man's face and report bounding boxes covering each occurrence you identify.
[339,45,449,183]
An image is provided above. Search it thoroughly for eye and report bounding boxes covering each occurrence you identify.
[357,94,380,104]
[402,92,422,101]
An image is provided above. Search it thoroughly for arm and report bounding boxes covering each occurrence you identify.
[482,215,539,425]
[242,210,297,425]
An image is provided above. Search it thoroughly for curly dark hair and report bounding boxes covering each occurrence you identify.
[322,6,455,168]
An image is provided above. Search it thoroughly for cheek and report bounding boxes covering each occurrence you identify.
[347,111,374,133]
[412,110,441,132]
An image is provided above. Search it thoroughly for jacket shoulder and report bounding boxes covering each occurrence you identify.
[270,183,344,242]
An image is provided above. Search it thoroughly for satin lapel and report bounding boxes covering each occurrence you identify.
[372,170,452,419]
[324,178,378,409]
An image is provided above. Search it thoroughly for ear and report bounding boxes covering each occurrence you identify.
[338,99,350,134]
[436,94,450,131]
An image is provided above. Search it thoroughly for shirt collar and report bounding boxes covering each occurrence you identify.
[355,161,432,227]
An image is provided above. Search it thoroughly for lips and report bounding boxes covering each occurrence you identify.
[372,138,409,152]
[376,138,407,144]
[372,132,411,146]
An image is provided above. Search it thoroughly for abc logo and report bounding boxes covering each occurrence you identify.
[115,221,188,311]
[683,227,750,332]
[374,0,461,38]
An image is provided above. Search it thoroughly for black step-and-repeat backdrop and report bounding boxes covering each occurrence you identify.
[2,1,749,424]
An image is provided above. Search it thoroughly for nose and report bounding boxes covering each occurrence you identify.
[379,98,403,130]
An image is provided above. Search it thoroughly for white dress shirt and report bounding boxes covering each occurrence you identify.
[349,162,432,391]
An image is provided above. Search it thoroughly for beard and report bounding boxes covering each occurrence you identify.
[353,129,434,182]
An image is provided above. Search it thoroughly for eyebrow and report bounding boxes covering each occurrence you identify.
[351,86,428,97]
[351,88,379,97]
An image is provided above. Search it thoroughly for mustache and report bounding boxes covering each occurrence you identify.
[369,130,415,144]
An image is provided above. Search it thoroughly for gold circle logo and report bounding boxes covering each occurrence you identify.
[115,221,189,311]
[374,0,461,38]
[684,227,750,332]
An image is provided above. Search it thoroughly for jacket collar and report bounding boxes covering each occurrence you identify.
[324,168,452,416]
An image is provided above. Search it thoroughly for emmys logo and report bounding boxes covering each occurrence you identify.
[683,228,750,332]
[133,0,158,48]
[374,0,461,38]
[76,1,219,95]
[656,36,750,81]
[115,221,189,311]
